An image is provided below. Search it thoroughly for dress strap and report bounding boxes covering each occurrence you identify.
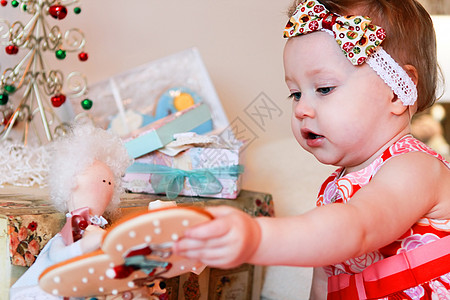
[327,234,450,299]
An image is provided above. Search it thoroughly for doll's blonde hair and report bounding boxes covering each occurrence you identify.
[48,122,132,215]
[287,0,439,113]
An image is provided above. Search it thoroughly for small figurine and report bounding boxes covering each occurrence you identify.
[10,122,131,299]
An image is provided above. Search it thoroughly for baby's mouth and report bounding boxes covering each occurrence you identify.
[301,129,324,140]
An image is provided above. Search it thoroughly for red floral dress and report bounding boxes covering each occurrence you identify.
[317,136,450,299]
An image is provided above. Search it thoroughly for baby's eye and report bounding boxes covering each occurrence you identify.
[288,92,302,101]
[317,87,334,95]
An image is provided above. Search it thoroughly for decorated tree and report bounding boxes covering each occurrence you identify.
[0,0,92,144]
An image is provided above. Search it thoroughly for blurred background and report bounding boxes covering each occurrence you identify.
[1,0,449,299]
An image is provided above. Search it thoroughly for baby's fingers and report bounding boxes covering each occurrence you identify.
[175,242,245,269]
[184,217,230,240]
[174,237,207,252]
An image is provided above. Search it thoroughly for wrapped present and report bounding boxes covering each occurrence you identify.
[76,48,229,136]
[124,103,213,158]
[0,187,65,296]
[123,133,244,199]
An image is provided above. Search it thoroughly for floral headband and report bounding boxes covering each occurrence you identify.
[284,0,417,106]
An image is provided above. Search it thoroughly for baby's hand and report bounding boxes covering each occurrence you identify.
[80,225,106,253]
[173,205,261,269]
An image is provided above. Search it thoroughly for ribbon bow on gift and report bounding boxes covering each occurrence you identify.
[283,0,386,65]
[127,163,244,199]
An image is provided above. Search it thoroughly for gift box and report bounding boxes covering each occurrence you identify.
[0,187,66,296]
[123,103,213,158]
[75,48,229,136]
[123,135,244,199]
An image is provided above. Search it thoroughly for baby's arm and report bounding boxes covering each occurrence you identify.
[174,152,445,268]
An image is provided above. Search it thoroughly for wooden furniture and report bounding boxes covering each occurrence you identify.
[0,187,273,299]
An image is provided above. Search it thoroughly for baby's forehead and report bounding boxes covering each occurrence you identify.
[284,33,353,69]
[285,32,341,56]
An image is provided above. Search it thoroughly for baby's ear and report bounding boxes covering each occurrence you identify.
[403,64,419,86]
[390,64,418,116]
[390,93,409,115]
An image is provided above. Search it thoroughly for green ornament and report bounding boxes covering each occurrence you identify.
[4,85,16,94]
[22,3,26,11]
[55,49,66,60]
[81,98,93,110]
[0,93,8,105]
[11,0,18,7]
[74,7,81,14]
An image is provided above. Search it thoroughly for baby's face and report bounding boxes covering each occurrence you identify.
[284,31,394,168]
[69,160,115,216]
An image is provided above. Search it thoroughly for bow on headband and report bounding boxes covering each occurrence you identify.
[283,0,386,65]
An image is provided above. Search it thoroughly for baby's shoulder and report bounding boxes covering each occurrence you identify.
[379,150,448,181]
[379,151,450,218]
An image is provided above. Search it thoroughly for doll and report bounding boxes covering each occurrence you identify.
[10,122,131,299]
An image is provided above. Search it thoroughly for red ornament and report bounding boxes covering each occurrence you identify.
[48,5,68,20]
[1,1,7,7]
[2,111,12,126]
[51,94,66,107]
[78,52,88,62]
[5,45,18,55]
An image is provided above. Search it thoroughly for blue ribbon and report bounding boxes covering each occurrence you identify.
[126,163,244,199]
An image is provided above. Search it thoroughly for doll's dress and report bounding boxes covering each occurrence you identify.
[9,233,84,300]
[9,207,102,300]
[317,135,450,299]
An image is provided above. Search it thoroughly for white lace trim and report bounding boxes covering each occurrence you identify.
[90,215,108,227]
[367,47,418,106]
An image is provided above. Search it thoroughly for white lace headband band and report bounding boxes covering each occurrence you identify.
[366,48,418,106]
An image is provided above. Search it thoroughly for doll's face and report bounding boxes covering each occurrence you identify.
[68,160,115,216]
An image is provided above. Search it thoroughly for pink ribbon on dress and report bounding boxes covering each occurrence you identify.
[60,206,91,245]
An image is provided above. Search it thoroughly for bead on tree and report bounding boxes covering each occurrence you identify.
[4,85,16,94]
[0,93,9,105]
[48,4,68,20]
[81,99,93,110]
[51,94,66,108]
[78,52,88,61]
[5,45,19,55]
[55,49,66,59]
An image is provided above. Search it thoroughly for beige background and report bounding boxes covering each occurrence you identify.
[1,1,317,212]
[1,1,446,299]
[1,1,329,298]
